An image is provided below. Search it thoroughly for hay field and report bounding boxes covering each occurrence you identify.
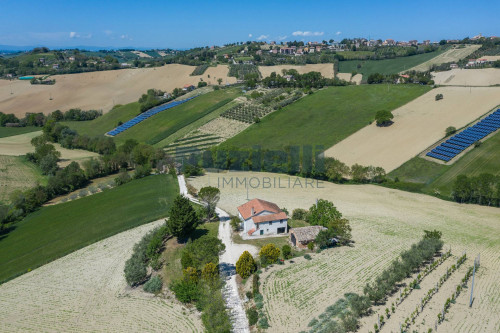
[0,220,203,332]
[325,86,500,172]
[188,171,500,333]
[0,155,45,203]
[406,45,481,72]
[0,131,98,164]
[432,68,500,86]
[336,73,363,85]
[131,50,152,58]
[258,64,335,78]
[0,64,236,116]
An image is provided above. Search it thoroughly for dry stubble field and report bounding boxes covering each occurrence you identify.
[432,68,500,86]
[325,86,500,172]
[406,45,481,72]
[258,64,335,78]
[188,171,500,333]
[0,155,44,203]
[0,131,99,165]
[0,64,236,116]
[0,220,203,332]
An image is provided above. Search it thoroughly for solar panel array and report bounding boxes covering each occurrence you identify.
[106,96,198,136]
[426,109,500,162]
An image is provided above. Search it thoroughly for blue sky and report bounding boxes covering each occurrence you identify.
[0,0,498,49]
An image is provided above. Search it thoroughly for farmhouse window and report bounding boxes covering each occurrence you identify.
[269,221,272,225]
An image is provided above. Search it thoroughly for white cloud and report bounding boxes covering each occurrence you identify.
[69,31,91,39]
[104,30,113,36]
[336,31,342,36]
[278,35,287,41]
[120,34,132,40]
[248,33,253,38]
[292,31,324,37]
[257,34,269,40]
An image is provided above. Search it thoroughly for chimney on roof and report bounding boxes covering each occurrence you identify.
[251,207,255,216]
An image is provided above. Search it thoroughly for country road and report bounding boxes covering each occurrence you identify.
[177,175,257,333]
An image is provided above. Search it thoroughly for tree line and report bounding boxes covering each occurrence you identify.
[452,173,500,207]
[0,108,102,128]
[261,70,350,89]
[0,121,174,229]
[367,71,434,85]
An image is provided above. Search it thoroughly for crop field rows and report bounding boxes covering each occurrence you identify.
[0,221,203,332]
[188,171,500,333]
[228,64,261,79]
[164,134,222,159]
[221,104,273,123]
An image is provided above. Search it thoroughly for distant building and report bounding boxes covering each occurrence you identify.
[422,40,431,45]
[409,40,418,46]
[52,64,59,69]
[120,63,131,68]
[450,63,459,69]
[68,56,75,62]
[383,39,396,46]
[182,84,195,91]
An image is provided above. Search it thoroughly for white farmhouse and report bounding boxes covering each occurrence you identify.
[237,199,288,236]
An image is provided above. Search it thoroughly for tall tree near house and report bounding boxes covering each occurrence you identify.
[217,78,223,85]
[198,186,220,219]
[166,195,199,239]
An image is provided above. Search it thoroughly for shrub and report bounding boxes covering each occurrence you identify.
[474,140,482,148]
[171,279,201,303]
[258,315,270,329]
[166,195,199,238]
[254,116,261,123]
[187,184,198,197]
[181,235,225,269]
[134,163,152,179]
[124,229,157,286]
[143,275,163,294]
[445,126,457,136]
[236,251,257,278]
[435,93,444,101]
[307,242,315,251]
[304,254,312,260]
[246,290,253,299]
[282,245,292,259]
[201,262,219,285]
[259,243,280,266]
[230,216,241,231]
[292,208,307,220]
[375,110,394,126]
[246,307,259,326]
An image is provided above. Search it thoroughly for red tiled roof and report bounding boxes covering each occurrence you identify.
[253,212,288,224]
[237,199,281,220]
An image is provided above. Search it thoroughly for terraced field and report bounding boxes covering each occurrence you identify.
[164,134,221,158]
[188,171,500,333]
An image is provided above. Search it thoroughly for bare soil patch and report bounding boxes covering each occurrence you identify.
[189,171,500,333]
[336,72,363,85]
[325,86,500,172]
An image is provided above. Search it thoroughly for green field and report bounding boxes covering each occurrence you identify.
[338,49,446,78]
[62,102,140,138]
[64,88,241,146]
[0,126,41,138]
[388,129,500,197]
[0,174,178,283]
[221,85,431,150]
[112,88,241,146]
[0,155,47,204]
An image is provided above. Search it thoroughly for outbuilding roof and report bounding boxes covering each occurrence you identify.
[291,226,327,243]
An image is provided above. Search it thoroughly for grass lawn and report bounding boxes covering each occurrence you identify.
[62,102,141,138]
[221,85,431,150]
[388,129,500,197]
[338,49,446,78]
[0,174,179,284]
[0,126,41,138]
[161,221,219,286]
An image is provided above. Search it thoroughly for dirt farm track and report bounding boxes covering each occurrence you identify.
[0,64,236,116]
[189,171,500,333]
